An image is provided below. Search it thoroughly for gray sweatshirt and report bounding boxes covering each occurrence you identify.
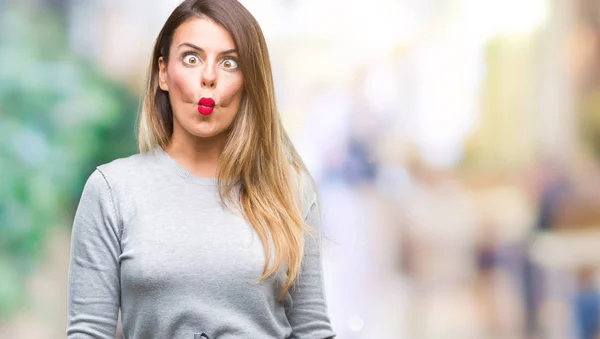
[66,148,335,339]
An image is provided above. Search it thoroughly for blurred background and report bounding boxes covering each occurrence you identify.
[2,0,600,338]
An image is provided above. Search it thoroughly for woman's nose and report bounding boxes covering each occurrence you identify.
[201,65,216,89]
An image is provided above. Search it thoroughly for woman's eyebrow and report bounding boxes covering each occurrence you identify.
[177,42,237,56]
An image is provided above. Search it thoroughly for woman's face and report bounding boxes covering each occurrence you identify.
[159,17,244,141]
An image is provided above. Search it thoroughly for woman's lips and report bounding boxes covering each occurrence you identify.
[198,97,215,115]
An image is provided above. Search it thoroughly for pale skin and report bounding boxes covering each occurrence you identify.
[158,16,244,178]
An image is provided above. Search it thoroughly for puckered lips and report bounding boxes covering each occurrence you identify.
[197,97,215,115]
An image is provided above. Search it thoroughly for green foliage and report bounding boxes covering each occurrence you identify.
[0,4,138,317]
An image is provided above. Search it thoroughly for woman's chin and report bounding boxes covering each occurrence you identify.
[189,125,223,139]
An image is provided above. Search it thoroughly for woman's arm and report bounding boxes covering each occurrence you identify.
[67,169,121,338]
[286,190,336,339]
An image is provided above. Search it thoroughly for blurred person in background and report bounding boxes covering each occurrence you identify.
[66,1,335,338]
[524,159,569,338]
[573,266,600,339]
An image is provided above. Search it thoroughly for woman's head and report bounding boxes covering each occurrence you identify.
[138,0,313,300]
[158,16,244,141]
[139,0,274,151]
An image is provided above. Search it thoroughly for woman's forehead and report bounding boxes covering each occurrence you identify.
[171,17,236,52]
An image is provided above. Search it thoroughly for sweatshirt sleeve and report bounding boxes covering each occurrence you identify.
[286,183,336,339]
[67,169,121,338]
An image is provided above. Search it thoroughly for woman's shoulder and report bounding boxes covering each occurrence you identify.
[93,150,160,187]
[293,167,319,218]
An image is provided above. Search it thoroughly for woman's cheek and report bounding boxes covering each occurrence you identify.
[172,67,200,104]
[218,73,244,106]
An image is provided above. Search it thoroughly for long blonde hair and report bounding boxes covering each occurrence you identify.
[137,0,314,299]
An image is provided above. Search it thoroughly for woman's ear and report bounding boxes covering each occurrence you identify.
[158,56,169,91]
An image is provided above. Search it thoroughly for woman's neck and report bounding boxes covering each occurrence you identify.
[165,130,228,178]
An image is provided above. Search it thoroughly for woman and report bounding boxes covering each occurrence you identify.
[66,1,335,338]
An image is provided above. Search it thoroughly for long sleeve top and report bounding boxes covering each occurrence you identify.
[67,147,335,339]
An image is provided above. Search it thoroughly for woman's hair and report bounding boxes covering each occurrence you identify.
[137,0,314,299]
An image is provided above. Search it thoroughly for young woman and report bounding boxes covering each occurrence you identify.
[66,1,335,338]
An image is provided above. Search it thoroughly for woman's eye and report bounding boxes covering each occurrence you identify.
[222,58,238,70]
[183,55,199,65]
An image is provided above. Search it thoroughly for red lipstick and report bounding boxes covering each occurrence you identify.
[198,97,215,115]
